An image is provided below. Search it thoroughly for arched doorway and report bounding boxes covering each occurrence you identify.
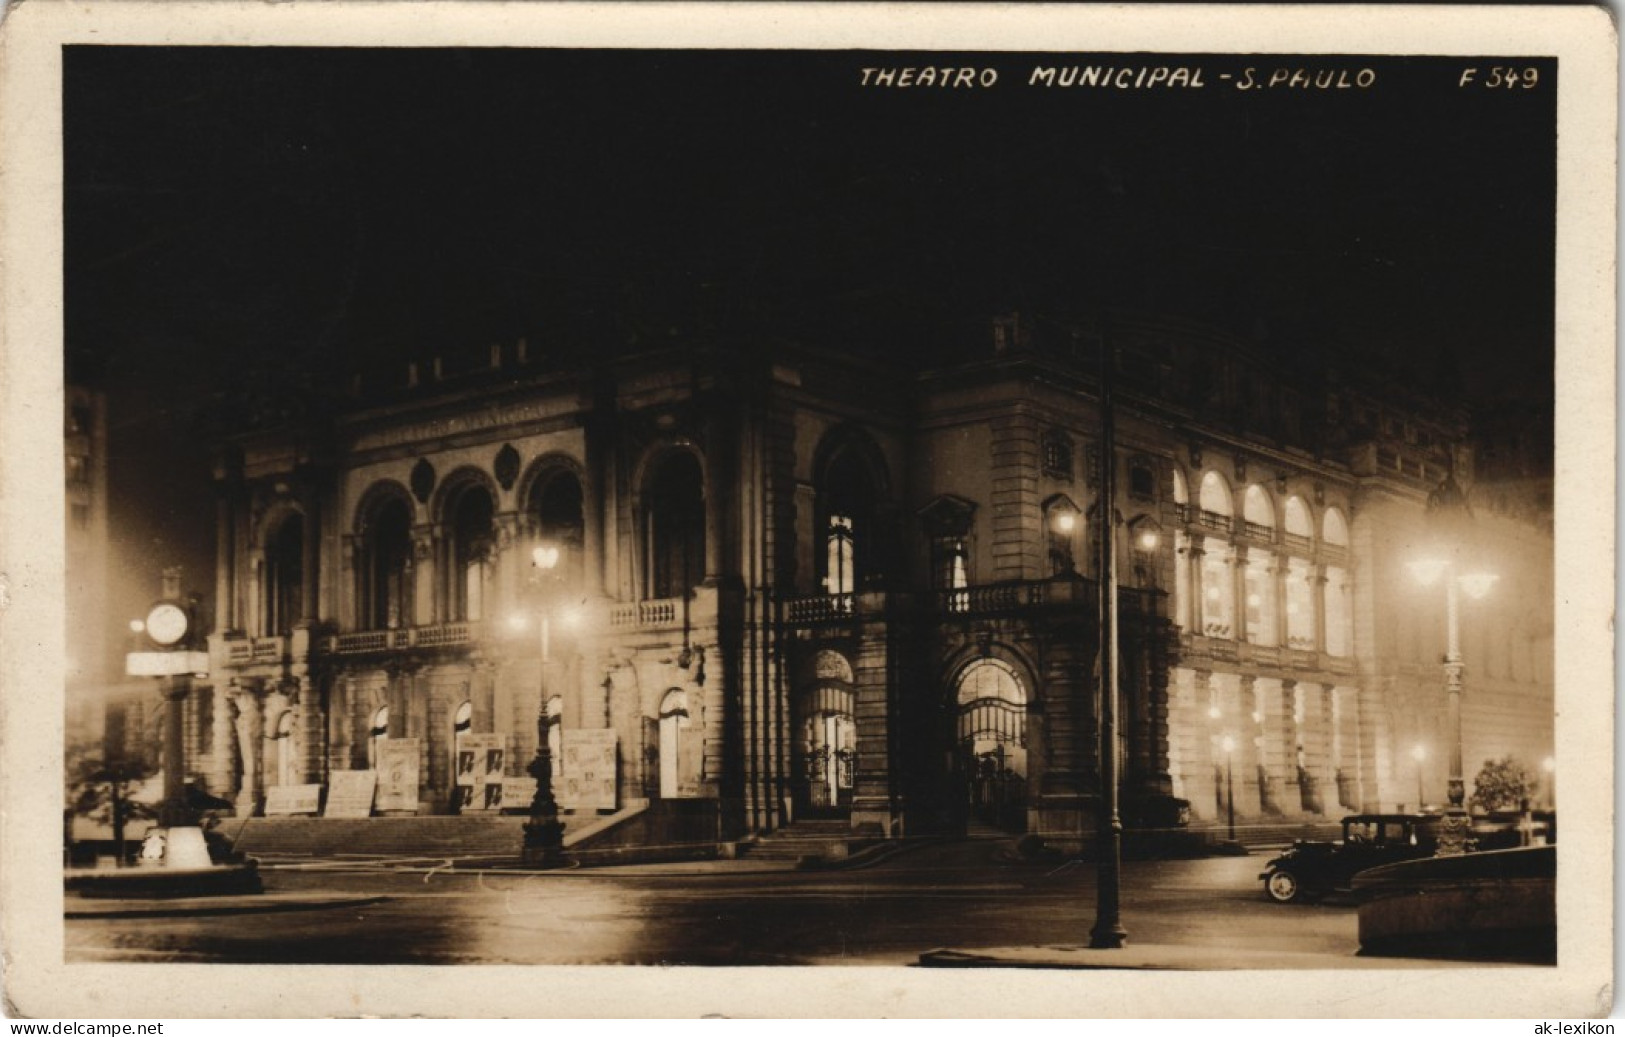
[797,650,856,816]
[954,659,1028,832]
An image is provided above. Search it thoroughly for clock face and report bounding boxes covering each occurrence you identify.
[145,603,189,647]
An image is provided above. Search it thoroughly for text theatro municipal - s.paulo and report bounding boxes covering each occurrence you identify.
[857,65,1380,91]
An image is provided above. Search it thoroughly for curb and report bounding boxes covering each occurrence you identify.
[66,893,389,920]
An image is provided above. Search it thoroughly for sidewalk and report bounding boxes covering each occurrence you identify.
[917,944,1514,970]
[65,891,388,919]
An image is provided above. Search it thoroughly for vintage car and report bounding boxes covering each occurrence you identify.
[1260,814,1440,903]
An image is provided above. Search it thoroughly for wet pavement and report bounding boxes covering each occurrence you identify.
[65,839,1379,967]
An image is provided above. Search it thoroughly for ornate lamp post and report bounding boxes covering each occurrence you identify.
[519,543,567,867]
[1408,472,1497,855]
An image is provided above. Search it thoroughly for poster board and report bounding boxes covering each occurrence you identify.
[323,770,377,819]
[560,729,617,811]
[263,783,322,816]
[374,738,421,813]
[457,733,507,812]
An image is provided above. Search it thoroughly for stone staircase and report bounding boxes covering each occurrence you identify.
[739,819,856,862]
[232,814,584,859]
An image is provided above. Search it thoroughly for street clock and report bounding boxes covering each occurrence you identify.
[144,601,190,648]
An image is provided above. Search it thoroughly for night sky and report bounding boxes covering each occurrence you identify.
[63,47,1556,634]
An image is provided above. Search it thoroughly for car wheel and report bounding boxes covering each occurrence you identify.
[1265,869,1302,903]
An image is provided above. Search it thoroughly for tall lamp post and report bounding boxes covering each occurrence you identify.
[519,543,568,868]
[1408,472,1497,855]
[1088,329,1126,950]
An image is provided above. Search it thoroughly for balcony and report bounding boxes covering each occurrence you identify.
[1282,532,1314,553]
[1240,520,1276,544]
[218,634,287,667]
[782,593,855,625]
[607,587,718,633]
[325,622,480,657]
[1195,510,1233,535]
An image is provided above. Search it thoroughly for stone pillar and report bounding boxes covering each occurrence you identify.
[209,683,237,800]
[1272,554,1290,648]
[1231,544,1249,642]
[230,685,265,815]
[1313,562,1330,655]
[1187,539,1206,635]
[412,526,437,626]
[295,677,325,784]
[850,596,902,836]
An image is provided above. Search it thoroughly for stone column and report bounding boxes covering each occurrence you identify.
[1313,562,1329,655]
[412,526,437,626]
[1188,539,1206,635]
[230,684,265,815]
[1231,544,1249,642]
[209,683,237,800]
[294,676,326,784]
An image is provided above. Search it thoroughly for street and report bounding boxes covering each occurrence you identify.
[65,840,1382,966]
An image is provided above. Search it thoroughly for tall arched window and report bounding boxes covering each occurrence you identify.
[272,709,297,788]
[658,689,691,799]
[361,494,413,630]
[1284,496,1313,545]
[445,483,496,621]
[645,452,706,600]
[820,447,879,593]
[264,513,304,636]
[1323,507,1350,548]
[529,468,585,591]
[1198,471,1233,526]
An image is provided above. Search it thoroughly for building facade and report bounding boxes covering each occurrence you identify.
[192,316,1554,849]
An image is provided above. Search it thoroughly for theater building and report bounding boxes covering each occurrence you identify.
[195,314,1553,851]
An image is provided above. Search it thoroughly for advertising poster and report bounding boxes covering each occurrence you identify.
[374,737,421,813]
[561,729,617,811]
[263,784,322,816]
[322,770,377,819]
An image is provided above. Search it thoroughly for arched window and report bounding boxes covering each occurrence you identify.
[1284,496,1314,551]
[1198,471,1233,518]
[360,494,412,630]
[658,689,691,799]
[264,512,304,636]
[1323,507,1350,548]
[820,447,879,594]
[445,484,496,622]
[645,452,706,600]
[1243,485,1275,532]
[1172,468,1189,506]
[955,659,1027,781]
[529,468,585,591]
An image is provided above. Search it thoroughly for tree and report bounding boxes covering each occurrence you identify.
[1469,755,1538,813]
[66,742,157,863]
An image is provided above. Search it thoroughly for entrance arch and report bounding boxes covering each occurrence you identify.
[954,658,1028,831]
[797,650,856,816]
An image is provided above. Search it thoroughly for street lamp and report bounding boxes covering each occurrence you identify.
[1221,734,1237,843]
[1408,471,1497,855]
[1411,743,1427,811]
[520,542,567,867]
